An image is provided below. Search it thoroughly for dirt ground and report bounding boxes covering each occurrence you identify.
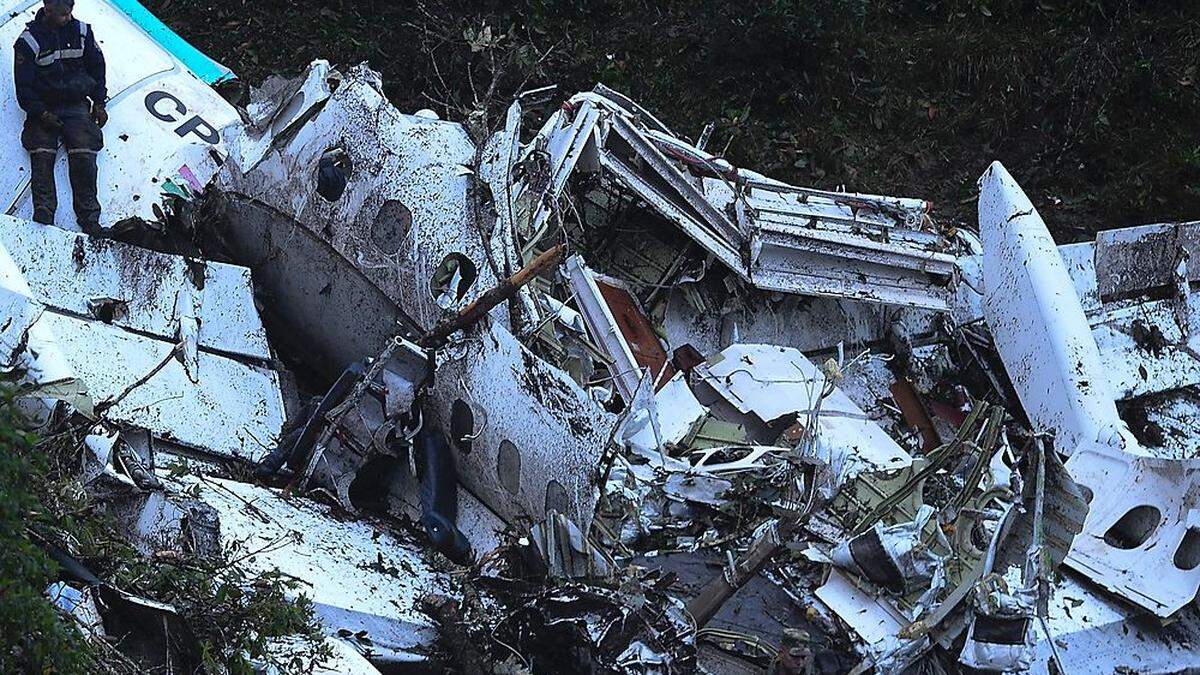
[146,0,1200,238]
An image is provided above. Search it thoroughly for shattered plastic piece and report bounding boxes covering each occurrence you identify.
[46,582,106,639]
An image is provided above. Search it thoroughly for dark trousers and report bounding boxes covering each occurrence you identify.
[21,102,104,233]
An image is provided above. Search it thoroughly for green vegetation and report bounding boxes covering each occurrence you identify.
[0,387,328,672]
[0,389,94,673]
[149,0,1199,239]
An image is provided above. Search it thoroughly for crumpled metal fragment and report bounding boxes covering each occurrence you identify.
[830,504,944,595]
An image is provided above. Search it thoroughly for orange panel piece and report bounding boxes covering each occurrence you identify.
[595,279,675,391]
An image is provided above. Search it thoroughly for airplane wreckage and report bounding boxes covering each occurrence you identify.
[4,1,1200,673]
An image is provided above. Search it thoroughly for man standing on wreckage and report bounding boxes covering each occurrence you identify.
[13,0,108,235]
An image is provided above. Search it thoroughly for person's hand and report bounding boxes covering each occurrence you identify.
[92,105,108,128]
[40,110,62,129]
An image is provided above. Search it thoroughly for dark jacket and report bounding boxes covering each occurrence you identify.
[13,10,106,118]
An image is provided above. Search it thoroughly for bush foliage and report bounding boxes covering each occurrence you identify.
[0,388,328,672]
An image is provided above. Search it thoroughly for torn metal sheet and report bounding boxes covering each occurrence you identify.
[659,279,942,362]
[622,370,708,456]
[1,0,239,229]
[217,65,620,535]
[158,474,451,664]
[36,311,284,460]
[566,254,644,403]
[0,256,95,421]
[732,179,952,310]
[1090,220,1200,302]
[517,96,603,249]
[1057,232,1200,402]
[1062,444,1200,619]
[981,163,1200,619]
[958,440,1081,674]
[428,320,619,531]
[531,90,958,311]
[218,64,499,335]
[531,510,614,580]
[830,505,942,596]
[978,161,1129,456]
[0,219,285,460]
[814,569,916,669]
[0,216,271,361]
[0,265,44,370]
[810,404,1013,671]
[692,344,912,475]
[475,97,547,338]
[226,59,339,171]
[214,64,489,373]
[1032,574,1200,673]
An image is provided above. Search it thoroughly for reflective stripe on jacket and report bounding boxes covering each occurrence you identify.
[13,11,106,117]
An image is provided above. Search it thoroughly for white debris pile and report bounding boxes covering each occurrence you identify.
[5,2,1200,672]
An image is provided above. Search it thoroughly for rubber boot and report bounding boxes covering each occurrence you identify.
[67,151,102,235]
[29,151,58,225]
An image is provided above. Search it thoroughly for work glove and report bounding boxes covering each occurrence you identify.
[92,104,108,128]
[40,110,63,129]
